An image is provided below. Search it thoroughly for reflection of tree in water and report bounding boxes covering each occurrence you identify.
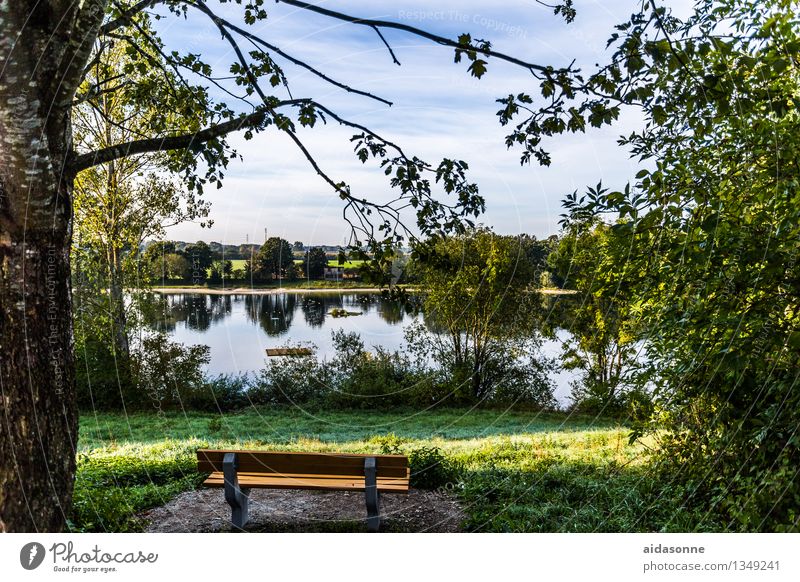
[376,295,404,325]
[160,294,233,332]
[245,293,297,336]
[538,294,578,337]
[300,296,329,328]
[147,291,418,335]
[139,292,175,333]
[348,293,374,315]
[142,293,231,333]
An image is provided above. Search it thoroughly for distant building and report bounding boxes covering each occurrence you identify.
[323,265,360,281]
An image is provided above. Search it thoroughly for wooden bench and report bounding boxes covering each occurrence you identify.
[197,449,410,532]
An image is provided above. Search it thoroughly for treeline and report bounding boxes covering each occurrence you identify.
[141,238,338,283]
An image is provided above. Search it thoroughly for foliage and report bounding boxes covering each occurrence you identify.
[302,247,329,279]
[249,348,328,406]
[548,218,641,415]
[410,229,554,404]
[255,237,297,282]
[561,0,800,530]
[324,331,440,408]
[184,374,251,412]
[69,442,203,532]
[72,29,213,387]
[407,446,462,490]
[208,259,233,284]
[130,332,211,410]
[183,241,214,282]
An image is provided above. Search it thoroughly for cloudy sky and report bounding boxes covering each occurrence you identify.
[156,1,688,246]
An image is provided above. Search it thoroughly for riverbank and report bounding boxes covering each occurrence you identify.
[150,285,577,296]
[151,286,385,295]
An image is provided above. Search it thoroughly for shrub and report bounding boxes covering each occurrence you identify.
[183,374,249,412]
[408,446,461,490]
[369,433,409,454]
[248,346,328,406]
[130,332,210,409]
[69,446,202,532]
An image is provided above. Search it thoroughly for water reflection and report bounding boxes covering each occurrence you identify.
[152,293,233,333]
[150,292,419,335]
[148,291,581,404]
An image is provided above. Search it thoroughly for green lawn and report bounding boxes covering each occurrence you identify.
[326,259,364,269]
[72,407,718,533]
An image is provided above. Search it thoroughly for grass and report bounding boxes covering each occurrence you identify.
[222,258,365,270]
[153,279,378,290]
[326,259,365,269]
[72,407,720,533]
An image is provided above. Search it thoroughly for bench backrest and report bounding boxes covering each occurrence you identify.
[197,449,408,479]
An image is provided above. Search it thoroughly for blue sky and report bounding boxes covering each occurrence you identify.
[157,1,689,246]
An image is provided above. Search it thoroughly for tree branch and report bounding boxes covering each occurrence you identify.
[275,0,566,75]
[69,109,270,172]
[372,26,401,66]
[185,2,393,106]
[100,0,163,36]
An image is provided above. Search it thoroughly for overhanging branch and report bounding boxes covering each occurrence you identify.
[101,0,163,35]
[275,0,567,75]
[69,109,269,172]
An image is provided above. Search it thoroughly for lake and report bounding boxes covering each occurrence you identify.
[152,291,580,405]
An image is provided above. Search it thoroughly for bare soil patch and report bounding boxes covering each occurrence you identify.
[142,488,465,533]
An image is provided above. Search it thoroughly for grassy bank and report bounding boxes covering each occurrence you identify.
[150,279,380,291]
[73,408,719,533]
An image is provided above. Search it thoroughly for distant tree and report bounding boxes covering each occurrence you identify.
[518,234,557,287]
[209,259,233,284]
[303,247,329,279]
[410,229,552,404]
[183,241,214,282]
[142,241,177,283]
[164,254,192,281]
[548,215,639,413]
[293,241,304,251]
[256,237,296,281]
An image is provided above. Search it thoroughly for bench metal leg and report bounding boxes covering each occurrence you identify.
[364,457,381,532]
[223,452,251,530]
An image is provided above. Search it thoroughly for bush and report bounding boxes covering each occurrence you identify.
[130,332,210,409]
[69,445,203,532]
[408,446,461,490]
[75,338,134,410]
[183,374,250,412]
[568,379,653,420]
[248,347,328,406]
[369,433,409,454]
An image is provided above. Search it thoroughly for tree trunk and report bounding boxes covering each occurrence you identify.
[108,246,131,362]
[0,2,85,532]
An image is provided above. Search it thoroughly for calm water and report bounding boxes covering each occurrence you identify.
[152,291,579,405]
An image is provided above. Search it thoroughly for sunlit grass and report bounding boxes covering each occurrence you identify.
[73,408,716,533]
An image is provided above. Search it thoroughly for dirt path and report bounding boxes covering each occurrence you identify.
[142,488,465,533]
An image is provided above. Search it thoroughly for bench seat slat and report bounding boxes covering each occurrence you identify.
[202,471,410,493]
[197,449,409,479]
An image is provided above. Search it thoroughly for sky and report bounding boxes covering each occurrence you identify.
[154,1,688,246]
